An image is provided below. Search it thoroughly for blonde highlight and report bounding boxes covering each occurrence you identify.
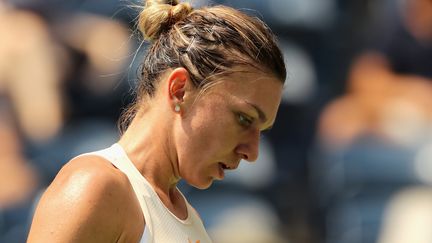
[138,0,192,41]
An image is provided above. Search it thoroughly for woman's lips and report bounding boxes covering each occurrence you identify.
[215,161,239,180]
[216,162,225,180]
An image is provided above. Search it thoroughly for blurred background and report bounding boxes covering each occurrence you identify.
[1,0,432,242]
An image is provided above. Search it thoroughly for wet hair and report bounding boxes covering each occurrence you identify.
[119,0,286,132]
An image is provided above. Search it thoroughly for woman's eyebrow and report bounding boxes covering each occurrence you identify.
[245,101,267,123]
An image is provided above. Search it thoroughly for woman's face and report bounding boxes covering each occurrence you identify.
[173,67,284,189]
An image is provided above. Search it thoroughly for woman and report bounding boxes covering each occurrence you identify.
[27,0,286,242]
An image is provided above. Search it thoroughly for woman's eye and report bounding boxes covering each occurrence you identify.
[237,113,253,127]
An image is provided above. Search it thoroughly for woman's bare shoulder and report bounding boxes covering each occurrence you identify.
[27,154,144,243]
[51,154,130,193]
[43,154,133,209]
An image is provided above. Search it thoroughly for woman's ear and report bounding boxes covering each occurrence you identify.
[167,67,190,102]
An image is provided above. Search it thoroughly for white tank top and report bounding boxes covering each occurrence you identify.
[84,143,212,243]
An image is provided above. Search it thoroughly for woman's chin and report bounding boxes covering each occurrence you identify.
[188,177,214,190]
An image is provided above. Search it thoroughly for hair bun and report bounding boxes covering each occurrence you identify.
[138,0,193,41]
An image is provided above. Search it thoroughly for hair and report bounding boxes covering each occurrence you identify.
[119,0,286,132]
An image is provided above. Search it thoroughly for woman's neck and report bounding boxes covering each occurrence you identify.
[118,108,180,197]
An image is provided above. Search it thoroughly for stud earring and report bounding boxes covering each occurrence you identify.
[174,104,181,112]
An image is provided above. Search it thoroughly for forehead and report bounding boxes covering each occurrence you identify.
[217,69,283,96]
[205,68,284,124]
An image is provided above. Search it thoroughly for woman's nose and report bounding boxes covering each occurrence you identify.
[235,130,260,162]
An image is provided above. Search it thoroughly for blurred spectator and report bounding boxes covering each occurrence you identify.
[319,53,432,148]
[0,4,64,142]
[0,2,64,211]
[319,0,432,148]
[0,1,133,241]
[313,0,432,242]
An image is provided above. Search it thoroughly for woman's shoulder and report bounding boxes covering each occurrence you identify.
[59,154,128,188]
[28,154,144,243]
[49,154,133,207]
